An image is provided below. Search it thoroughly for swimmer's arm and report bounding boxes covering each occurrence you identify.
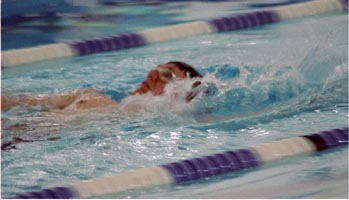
[1,89,119,111]
[1,90,83,110]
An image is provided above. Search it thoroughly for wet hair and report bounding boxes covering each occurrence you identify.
[166,61,202,78]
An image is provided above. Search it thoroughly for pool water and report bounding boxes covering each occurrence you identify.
[1,0,348,198]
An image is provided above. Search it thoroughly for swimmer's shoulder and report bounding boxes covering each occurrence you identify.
[64,89,118,110]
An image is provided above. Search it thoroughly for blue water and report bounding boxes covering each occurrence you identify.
[1,1,348,198]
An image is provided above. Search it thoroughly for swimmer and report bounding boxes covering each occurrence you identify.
[1,61,203,111]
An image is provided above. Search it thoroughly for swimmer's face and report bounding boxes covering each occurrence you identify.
[132,63,187,96]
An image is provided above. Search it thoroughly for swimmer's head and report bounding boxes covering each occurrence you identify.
[132,61,202,97]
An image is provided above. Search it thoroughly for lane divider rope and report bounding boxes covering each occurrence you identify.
[11,127,348,199]
[2,0,347,67]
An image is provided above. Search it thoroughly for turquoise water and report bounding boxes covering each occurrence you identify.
[1,1,348,198]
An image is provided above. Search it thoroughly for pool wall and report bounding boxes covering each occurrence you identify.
[2,0,347,67]
[12,127,348,199]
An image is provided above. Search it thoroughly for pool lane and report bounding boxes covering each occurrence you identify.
[2,0,347,67]
[11,127,348,199]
